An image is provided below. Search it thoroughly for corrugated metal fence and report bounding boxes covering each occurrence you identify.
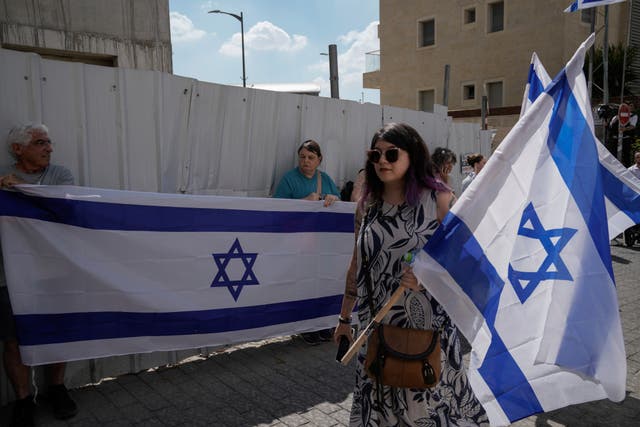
[0,48,491,405]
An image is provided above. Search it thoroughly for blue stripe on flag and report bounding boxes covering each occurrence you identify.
[527,63,547,103]
[600,164,640,224]
[15,295,342,346]
[0,191,354,233]
[546,73,614,281]
[544,67,619,378]
[424,213,543,421]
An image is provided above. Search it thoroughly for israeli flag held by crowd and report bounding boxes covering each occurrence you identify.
[565,0,627,13]
[0,185,354,365]
[412,34,626,425]
[521,51,640,237]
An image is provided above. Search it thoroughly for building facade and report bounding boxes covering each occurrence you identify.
[0,0,172,72]
[364,0,632,137]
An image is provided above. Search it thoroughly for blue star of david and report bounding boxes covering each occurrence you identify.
[508,202,577,304]
[211,238,259,301]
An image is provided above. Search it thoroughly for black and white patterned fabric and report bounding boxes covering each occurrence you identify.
[350,190,489,426]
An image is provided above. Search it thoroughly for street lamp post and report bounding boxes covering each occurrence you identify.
[209,9,246,88]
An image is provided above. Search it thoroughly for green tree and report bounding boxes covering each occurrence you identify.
[585,43,638,100]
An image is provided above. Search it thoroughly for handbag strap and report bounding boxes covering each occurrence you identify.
[316,170,322,196]
[378,325,438,359]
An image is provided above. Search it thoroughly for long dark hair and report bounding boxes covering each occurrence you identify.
[360,122,447,207]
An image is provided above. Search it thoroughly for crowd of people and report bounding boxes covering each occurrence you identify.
[1,120,497,426]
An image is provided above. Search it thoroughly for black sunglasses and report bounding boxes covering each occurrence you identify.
[367,147,400,164]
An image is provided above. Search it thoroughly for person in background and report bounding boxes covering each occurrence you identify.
[334,123,488,426]
[273,139,340,204]
[273,139,339,344]
[461,153,487,193]
[1,123,78,427]
[431,146,457,186]
[350,169,366,202]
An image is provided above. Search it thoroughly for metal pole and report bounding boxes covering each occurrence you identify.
[209,10,247,87]
[620,0,632,102]
[481,96,488,130]
[240,12,246,87]
[442,64,450,107]
[328,44,339,98]
[604,5,609,104]
[588,8,595,100]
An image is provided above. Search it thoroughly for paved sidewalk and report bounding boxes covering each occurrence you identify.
[2,243,639,426]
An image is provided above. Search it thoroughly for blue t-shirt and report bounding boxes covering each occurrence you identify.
[273,168,339,199]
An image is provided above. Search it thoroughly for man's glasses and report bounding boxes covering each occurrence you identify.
[31,139,53,147]
[367,147,399,164]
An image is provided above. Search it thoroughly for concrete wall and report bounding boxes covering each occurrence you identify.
[0,47,491,405]
[0,0,172,72]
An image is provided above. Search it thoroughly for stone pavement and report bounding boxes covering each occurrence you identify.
[1,242,639,426]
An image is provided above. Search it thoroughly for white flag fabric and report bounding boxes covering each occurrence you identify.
[0,185,355,365]
[565,0,626,12]
[521,51,640,237]
[413,34,626,425]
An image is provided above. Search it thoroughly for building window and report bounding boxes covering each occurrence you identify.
[419,89,435,112]
[487,81,503,108]
[419,19,435,47]
[581,8,594,24]
[464,7,476,24]
[488,1,504,33]
[463,84,475,100]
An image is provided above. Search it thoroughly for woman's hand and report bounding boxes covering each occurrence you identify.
[333,322,353,344]
[304,192,322,201]
[323,194,339,207]
[399,266,420,291]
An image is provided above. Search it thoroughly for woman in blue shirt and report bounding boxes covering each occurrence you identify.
[273,139,340,205]
[273,139,339,344]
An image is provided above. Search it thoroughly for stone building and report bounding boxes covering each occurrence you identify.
[0,0,171,72]
[364,0,635,140]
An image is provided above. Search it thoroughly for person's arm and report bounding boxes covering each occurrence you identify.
[333,206,363,343]
[56,167,75,185]
[321,172,340,206]
[436,190,453,223]
[272,176,292,199]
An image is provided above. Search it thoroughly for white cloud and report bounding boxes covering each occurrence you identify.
[219,21,308,57]
[312,76,330,97]
[199,1,218,12]
[338,21,379,75]
[170,12,207,43]
[308,21,379,98]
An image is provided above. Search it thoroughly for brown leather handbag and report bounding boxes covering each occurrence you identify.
[365,324,441,389]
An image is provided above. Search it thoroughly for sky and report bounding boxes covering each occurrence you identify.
[169,0,380,103]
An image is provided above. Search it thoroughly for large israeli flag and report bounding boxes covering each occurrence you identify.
[521,51,640,237]
[413,34,626,425]
[565,0,626,12]
[0,185,354,365]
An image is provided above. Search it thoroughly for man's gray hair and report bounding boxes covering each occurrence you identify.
[6,123,49,160]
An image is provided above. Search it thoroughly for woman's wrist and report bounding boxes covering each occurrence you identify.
[338,315,352,324]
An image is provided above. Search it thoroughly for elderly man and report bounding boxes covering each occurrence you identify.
[1,123,76,426]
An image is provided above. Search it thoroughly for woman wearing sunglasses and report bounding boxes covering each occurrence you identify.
[334,123,488,426]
